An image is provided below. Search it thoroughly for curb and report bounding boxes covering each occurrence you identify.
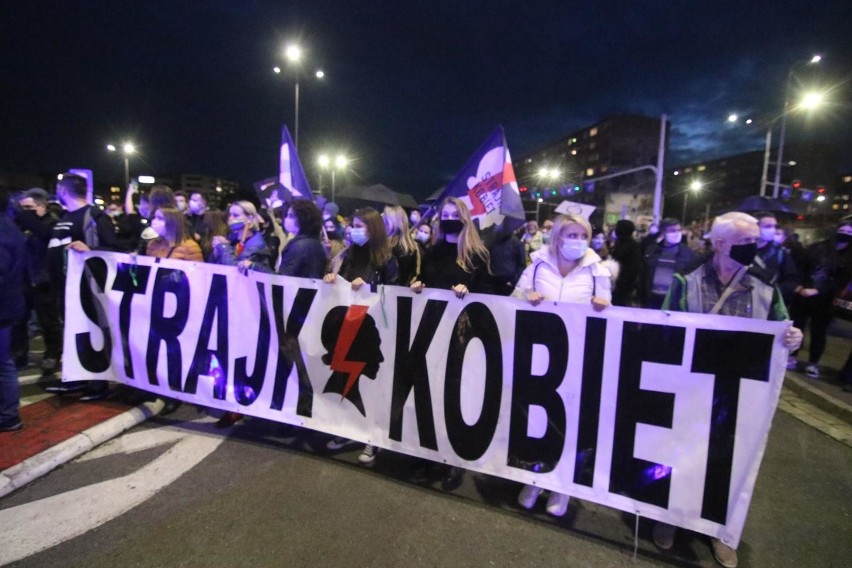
[0,399,165,499]
[784,373,852,426]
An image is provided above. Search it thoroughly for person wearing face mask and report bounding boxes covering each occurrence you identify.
[174,191,188,214]
[640,218,698,309]
[210,200,273,274]
[409,197,491,489]
[145,207,203,261]
[511,213,611,518]
[324,207,399,292]
[590,230,610,260]
[277,199,327,279]
[654,211,802,568]
[409,208,421,228]
[787,220,852,378]
[186,191,209,242]
[323,207,398,461]
[747,212,800,310]
[322,216,346,263]
[411,197,491,299]
[540,219,554,245]
[413,222,433,251]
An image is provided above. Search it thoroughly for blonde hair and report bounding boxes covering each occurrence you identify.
[231,200,261,232]
[549,214,592,258]
[435,197,491,273]
[383,205,418,255]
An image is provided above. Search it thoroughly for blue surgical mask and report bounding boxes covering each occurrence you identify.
[350,227,369,246]
[560,239,588,261]
[228,220,245,232]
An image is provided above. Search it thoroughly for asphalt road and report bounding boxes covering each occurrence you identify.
[2,399,850,568]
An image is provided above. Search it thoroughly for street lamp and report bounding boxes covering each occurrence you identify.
[318,153,348,202]
[275,43,325,150]
[772,55,823,198]
[682,180,701,222]
[107,142,136,188]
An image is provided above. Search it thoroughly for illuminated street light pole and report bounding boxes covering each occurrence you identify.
[772,55,822,198]
[107,142,135,188]
[318,153,348,202]
[275,44,324,151]
[682,180,701,222]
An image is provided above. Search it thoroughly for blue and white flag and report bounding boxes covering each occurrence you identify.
[279,125,313,201]
[433,126,524,230]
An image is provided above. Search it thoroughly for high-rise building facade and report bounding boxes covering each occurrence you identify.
[514,115,666,228]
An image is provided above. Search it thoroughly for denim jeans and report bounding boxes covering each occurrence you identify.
[0,325,20,424]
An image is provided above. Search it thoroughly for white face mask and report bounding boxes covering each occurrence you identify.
[350,227,369,246]
[590,238,605,251]
[773,233,785,245]
[416,231,430,244]
[664,232,682,245]
[560,239,588,261]
[760,227,777,242]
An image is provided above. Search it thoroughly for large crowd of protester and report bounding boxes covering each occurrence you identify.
[2,175,851,568]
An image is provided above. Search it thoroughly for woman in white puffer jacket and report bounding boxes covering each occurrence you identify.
[512,213,612,517]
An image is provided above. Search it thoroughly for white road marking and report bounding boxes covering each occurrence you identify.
[19,393,53,408]
[0,419,225,566]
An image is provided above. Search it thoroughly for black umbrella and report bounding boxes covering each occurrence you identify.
[733,195,793,214]
[336,184,418,209]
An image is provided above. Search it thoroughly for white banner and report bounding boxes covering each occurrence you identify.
[64,252,789,547]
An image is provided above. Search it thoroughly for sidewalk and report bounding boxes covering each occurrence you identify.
[0,371,162,498]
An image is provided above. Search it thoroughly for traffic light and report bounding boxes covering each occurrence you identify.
[817,186,826,193]
[792,180,802,190]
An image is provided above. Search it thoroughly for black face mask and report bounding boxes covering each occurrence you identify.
[440,219,464,235]
[326,230,338,240]
[836,233,852,244]
[729,242,757,266]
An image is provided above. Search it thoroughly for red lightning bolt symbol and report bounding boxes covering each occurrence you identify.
[330,305,370,400]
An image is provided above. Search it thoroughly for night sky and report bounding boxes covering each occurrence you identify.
[3,1,851,199]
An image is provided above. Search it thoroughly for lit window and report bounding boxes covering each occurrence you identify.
[586,168,595,177]
[698,165,706,171]
[684,167,692,173]
[844,176,852,183]
[833,204,840,210]
[673,170,680,176]
[571,137,577,143]
[571,150,578,156]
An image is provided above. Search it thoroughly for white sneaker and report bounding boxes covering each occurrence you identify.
[652,522,677,550]
[545,492,570,517]
[711,538,738,568]
[805,363,820,378]
[358,444,378,465]
[517,484,543,509]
